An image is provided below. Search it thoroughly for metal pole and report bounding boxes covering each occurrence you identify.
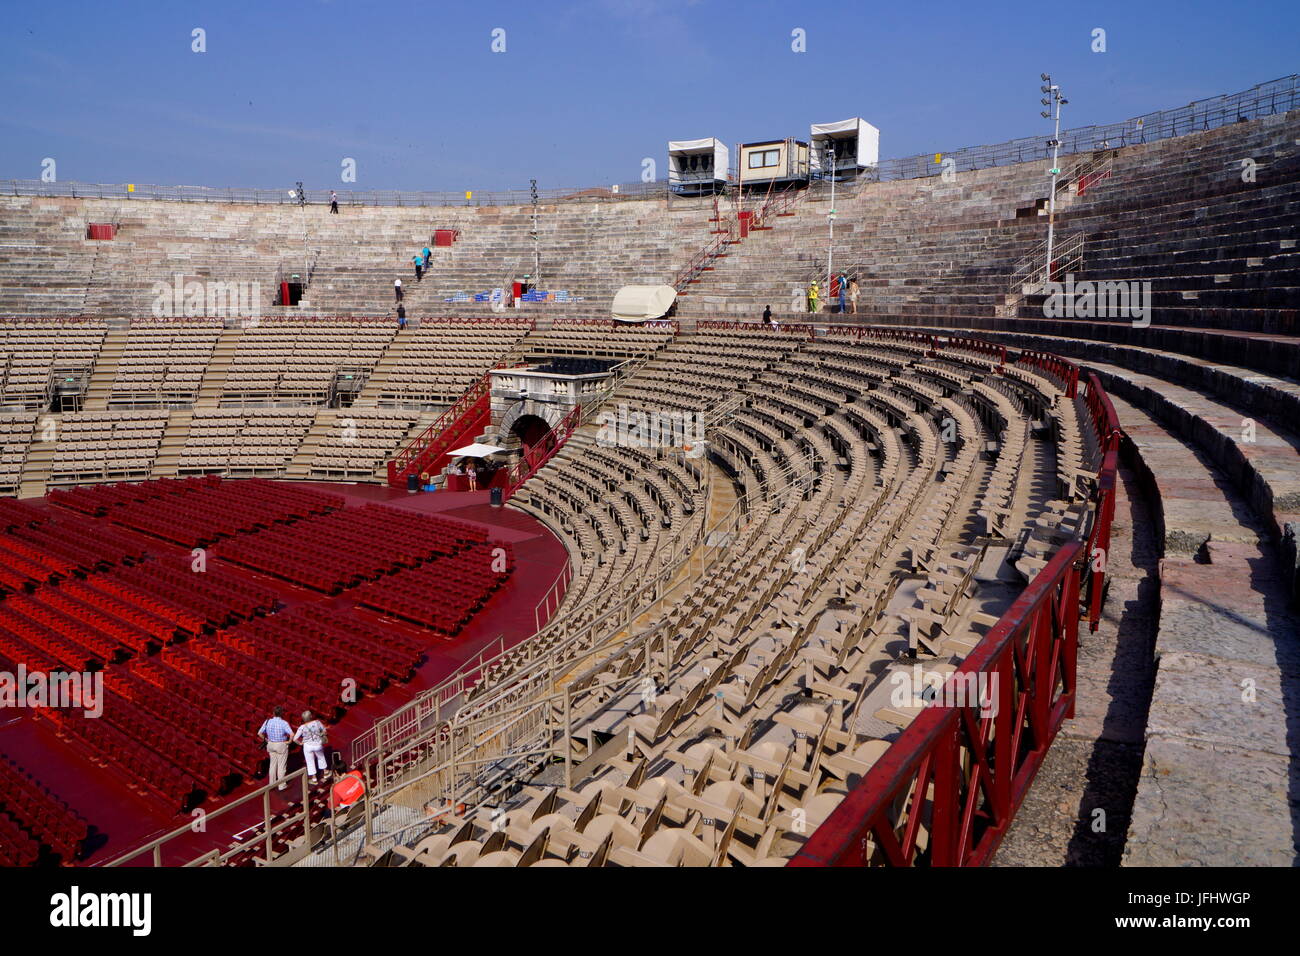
[563,685,572,790]
[826,143,836,305]
[1040,79,1065,283]
[530,179,540,286]
[1045,103,1061,279]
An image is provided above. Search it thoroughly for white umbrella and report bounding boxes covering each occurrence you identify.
[446,442,507,458]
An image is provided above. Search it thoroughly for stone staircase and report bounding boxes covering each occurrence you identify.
[150,410,194,478]
[352,328,422,408]
[81,327,130,410]
[16,415,57,498]
[284,410,337,479]
[194,327,240,406]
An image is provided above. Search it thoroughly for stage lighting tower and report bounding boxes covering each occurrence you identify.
[1040,75,1068,283]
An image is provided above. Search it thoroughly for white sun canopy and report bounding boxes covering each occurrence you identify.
[612,285,677,322]
[667,138,729,184]
[446,442,507,458]
[809,118,880,170]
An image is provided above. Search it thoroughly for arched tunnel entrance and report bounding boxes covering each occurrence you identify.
[510,413,552,453]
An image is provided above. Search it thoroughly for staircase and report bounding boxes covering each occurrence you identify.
[375,412,438,481]
[150,410,193,477]
[17,415,57,498]
[284,410,338,479]
[194,327,241,407]
[81,327,129,410]
[386,371,493,488]
[503,403,581,501]
[351,328,418,408]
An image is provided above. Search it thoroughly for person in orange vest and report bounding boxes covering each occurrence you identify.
[330,769,366,812]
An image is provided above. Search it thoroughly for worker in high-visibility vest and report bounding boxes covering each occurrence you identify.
[330,770,366,811]
[807,280,820,314]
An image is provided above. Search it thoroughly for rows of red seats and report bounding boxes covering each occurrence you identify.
[0,519,148,586]
[0,755,90,863]
[105,554,281,632]
[50,710,200,807]
[215,505,487,593]
[107,478,343,547]
[0,810,41,866]
[0,600,123,670]
[0,497,41,531]
[48,475,218,516]
[0,552,280,671]
[45,605,428,810]
[353,541,513,634]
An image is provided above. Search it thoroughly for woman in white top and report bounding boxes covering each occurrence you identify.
[293,711,329,783]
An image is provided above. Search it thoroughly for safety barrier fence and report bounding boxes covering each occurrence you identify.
[1018,349,1079,398]
[788,540,1083,866]
[697,319,816,338]
[1082,371,1122,631]
[534,558,574,633]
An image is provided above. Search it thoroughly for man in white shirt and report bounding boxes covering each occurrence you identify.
[394,278,403,303]
[293,710,329,784]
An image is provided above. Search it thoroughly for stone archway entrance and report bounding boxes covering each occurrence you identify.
[495,400,564,453]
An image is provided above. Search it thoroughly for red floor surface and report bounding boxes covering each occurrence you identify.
[0,482,567,866]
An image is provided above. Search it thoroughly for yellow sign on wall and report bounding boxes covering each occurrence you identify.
[465,191,473,200]
[127,184,135,192]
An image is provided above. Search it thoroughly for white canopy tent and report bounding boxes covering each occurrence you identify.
[667,138,730,187]
[611,285,677,322]
[446,442,507,458]
[809,118,880,172]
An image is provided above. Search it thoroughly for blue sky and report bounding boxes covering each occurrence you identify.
[1,0,1296,192]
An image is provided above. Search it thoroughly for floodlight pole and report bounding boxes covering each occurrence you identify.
[297,181,309,295]
[530,179,540,287]
[825,143,837,307]
[1040,78,1066,283]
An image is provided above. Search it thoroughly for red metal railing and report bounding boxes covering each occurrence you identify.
[387,370,495,487]
[1082,372,1122,631]
[788,540,1082,867]
[503,403,581,501]
[789,342,1120,866]
[946,336,1007,370]
[824,325,939,352]
[697,319,816,339]
[1018,349,1079,398]
[673,228,734,292]
[750,183,804,231]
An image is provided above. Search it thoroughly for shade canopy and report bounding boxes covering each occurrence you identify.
[446,442,507,458]
[611,285,677,322]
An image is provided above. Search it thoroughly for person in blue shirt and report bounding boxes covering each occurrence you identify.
[422,245,432,268]
[413,254,424,282]
[257,706,293,791]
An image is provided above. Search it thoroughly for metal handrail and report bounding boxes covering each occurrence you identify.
[1008,231,1085,294]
